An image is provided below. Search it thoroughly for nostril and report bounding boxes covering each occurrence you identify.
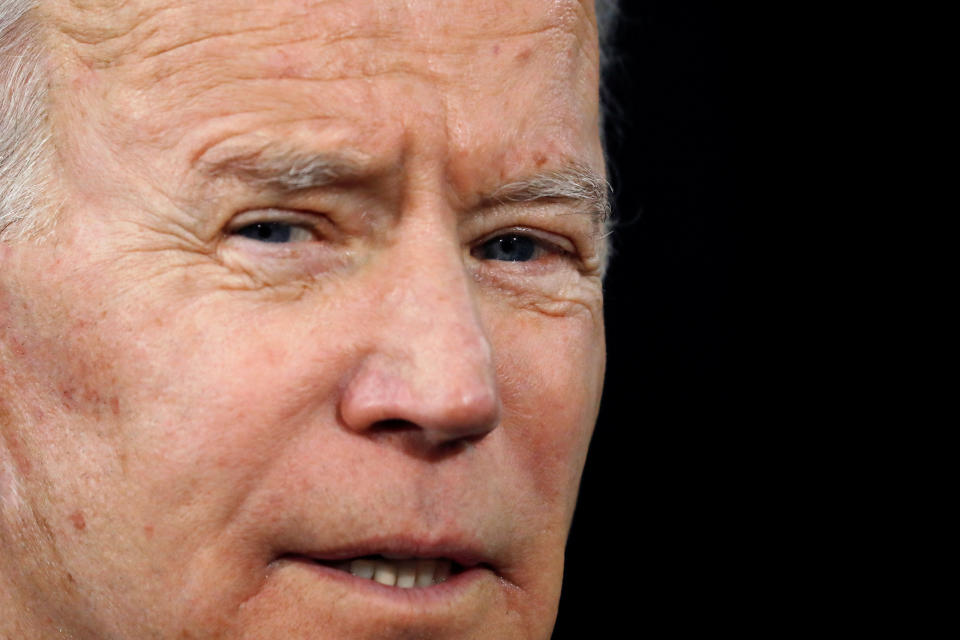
[361,417,489,458]
[369,419,419,434]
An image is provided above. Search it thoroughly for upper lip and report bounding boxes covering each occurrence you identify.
[283,537,494,570]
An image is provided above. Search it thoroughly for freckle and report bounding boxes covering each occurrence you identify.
[69,511,86,531]
[110,396,120,415]
[67,571,76,583]
[144,524,154,539]
[61,388,76,409]
[515,48,532,63]
[4,431,32,475]
[534,152,548,167]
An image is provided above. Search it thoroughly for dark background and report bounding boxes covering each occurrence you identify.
[554,2,740,636]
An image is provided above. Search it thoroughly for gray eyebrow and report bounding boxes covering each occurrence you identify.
[197,149,366,191]
[485,164,612,229]
[198,150,611,232]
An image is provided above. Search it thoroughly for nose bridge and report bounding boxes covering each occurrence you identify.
[338,219,500,445]
[391,258,491,379]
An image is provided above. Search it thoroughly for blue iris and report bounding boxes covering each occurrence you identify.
[235,222,293,243]
[478,235,537,262]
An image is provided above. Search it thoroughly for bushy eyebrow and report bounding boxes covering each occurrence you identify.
[198,150,610,229]
[197,149,367,191]
[484,164,612,230]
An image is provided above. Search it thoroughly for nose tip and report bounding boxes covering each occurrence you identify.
[417,381,501,445]
[338,348,501,449]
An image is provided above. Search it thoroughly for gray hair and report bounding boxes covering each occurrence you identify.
[595,0,620,70]
[0,0,617,241]
[0,0,49,241]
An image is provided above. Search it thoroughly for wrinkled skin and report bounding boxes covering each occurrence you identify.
[0,0,606,638]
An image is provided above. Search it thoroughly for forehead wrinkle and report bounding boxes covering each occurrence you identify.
[49,0,593,71]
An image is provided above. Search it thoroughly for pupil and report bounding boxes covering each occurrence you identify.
[237,223,292,243]
[488,235,535,262]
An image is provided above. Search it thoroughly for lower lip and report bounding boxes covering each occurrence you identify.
[278,556,495,606]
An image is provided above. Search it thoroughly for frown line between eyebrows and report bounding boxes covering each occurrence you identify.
[194,148,610,233]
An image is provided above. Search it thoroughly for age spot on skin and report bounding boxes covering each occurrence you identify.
[61,387,77,410]
[69,510,86,531]
[1,428,32,476]
[144,524,154,539]
[9,339,26,357]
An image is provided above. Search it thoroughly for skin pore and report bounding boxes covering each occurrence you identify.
[0,0,606,638]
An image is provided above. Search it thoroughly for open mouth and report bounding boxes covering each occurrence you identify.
[307,555,466,588]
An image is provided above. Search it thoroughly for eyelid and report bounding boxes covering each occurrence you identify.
[226,208,325,234]
[473,226,576,255]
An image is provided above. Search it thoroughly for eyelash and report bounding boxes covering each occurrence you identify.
[226,210,322,242]
[469,228,572,263]
[226,212,576,265]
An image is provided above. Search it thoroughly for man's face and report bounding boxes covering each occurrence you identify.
[0,0,605,637]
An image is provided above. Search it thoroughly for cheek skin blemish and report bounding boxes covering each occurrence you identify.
[61,387,77,411]
[69,510,86,531]
[110,396,120,416]
[144,524,155,539]
[0,428,32,476]
[8,338,26,358]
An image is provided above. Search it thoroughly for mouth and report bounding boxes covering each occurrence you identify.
[279,545,493,590]
[311,555,462,588]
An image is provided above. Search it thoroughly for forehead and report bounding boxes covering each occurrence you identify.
[51,0,597,48]
[43,0,601,185]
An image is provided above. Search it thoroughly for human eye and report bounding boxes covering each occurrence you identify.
[225,210,321,244]
[470,228,571,263]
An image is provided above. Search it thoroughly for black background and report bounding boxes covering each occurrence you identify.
[554,2,740,636]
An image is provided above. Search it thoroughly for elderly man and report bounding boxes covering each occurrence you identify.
[0,0,614,637]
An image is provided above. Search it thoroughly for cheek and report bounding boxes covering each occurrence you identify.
[491,310,604,516]
[101,298,355,524]
[0,257,128,478]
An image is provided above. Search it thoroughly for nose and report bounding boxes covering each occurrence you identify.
[338,228,501,450]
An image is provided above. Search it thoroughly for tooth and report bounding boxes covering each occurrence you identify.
[434,560,451,584]
[396,560,417,588]
[350,559,376,580]
[415,559,437,587]
[373,560,398,586]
